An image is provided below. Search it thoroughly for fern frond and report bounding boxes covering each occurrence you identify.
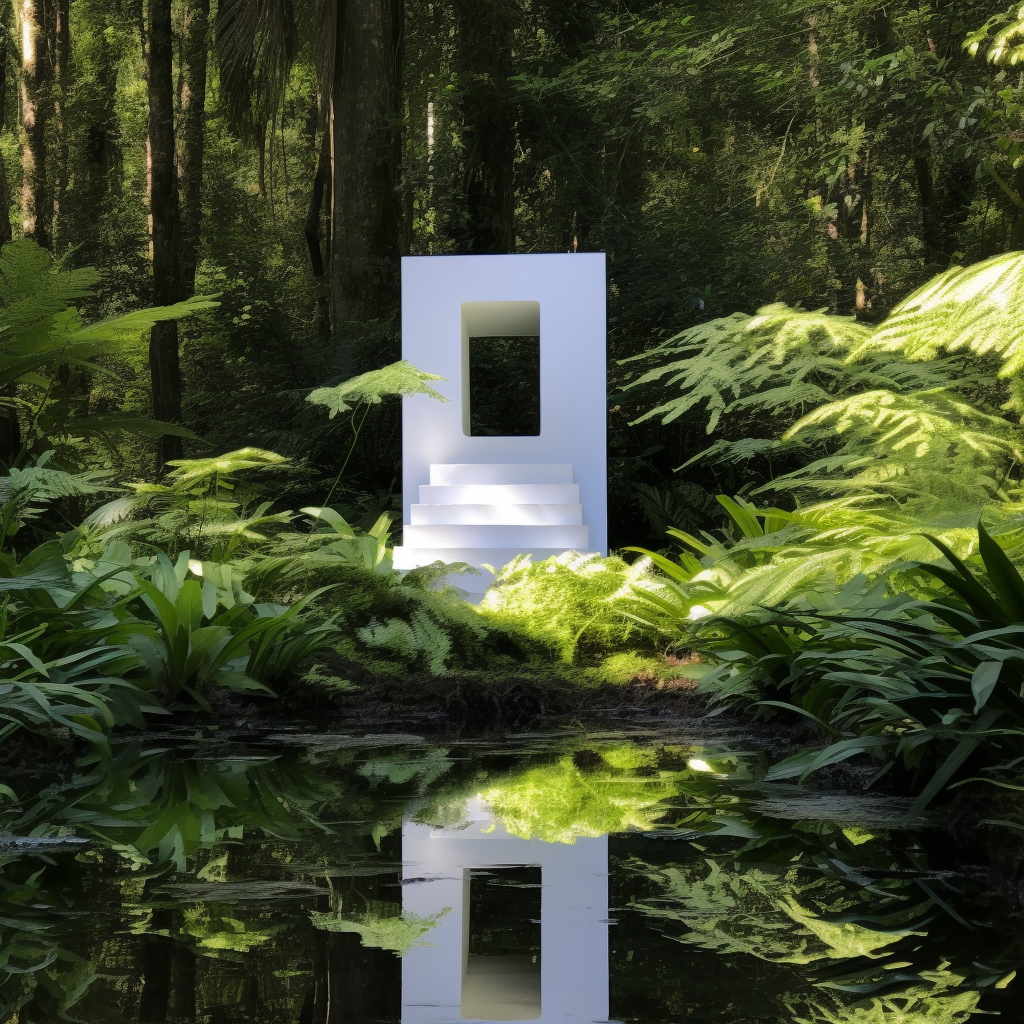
[357,608,455,674]
[307,360,448,418]
[66,294,219,343]
[848,252,1024,375]
[164,449,289,489]
[5,462,113,501]
[625,304,881,434]
[682,437,796,468]
[785,389,1016,459]
[768,390,1021,506]
[0,241,99,355]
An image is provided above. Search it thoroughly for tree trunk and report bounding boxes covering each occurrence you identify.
[17,0,51,247]
[0,6,19,468]
[147,0,183,470]
[0,4,13,245]
[306,127,332,342]
[329,0,402,338]
[168,939,197,1022]
[82,17,122,223]
[914,150,975,267]
[49,0,69,250]
[449,0,515,253]
[137,908,173,1022]
[178,0,209,297]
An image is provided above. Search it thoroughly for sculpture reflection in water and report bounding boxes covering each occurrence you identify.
[402,799,610,1024]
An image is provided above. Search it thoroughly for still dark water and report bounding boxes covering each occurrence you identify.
[2,723,1021,1023]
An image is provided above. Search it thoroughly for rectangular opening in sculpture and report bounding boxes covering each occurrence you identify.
[461,864,542,1020]
[468,336,540,436]
[461,301,541,437]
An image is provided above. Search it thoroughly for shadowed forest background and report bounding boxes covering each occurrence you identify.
[5,0,1024,548]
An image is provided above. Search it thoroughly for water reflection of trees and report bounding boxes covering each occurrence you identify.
[0,735,1020,1022]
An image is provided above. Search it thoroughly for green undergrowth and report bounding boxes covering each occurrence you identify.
[0,443,684,758]
[622,251,1024,820]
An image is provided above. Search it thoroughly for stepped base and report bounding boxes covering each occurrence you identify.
[397,464,593,601]
[419,483,580,505]
[430,464,572,485]
[403,523,588,548]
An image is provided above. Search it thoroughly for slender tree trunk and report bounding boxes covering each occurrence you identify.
[81,19,121,248]
[178,0,209,297]
[914,150,976,266]
[329,0,402,338]
[17,0,51,247]
[306,127,331,342]
[0,7,19,468]
[449,0,515,253]
[0,4,13,245]
[50,0,69,250]
[147,0,183,470]
[168,940,197,1022]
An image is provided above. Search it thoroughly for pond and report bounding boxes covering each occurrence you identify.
[2,722,1022,1024]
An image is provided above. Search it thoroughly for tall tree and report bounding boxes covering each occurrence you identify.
[178,0,210,296]
[147,0,183,469]
[0,4,15,469]
[16,0,51,247]
[50,0,69,249]
[329,0,403,329]
[217,0,404,346]
[448,0,516,253]
[0,4,14,245]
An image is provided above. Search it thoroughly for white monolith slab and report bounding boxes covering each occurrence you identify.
[397,254,607,584]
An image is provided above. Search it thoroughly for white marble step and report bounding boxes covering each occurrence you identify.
[429,464,573,485]
[402,523,589,549]
[392,547,569,592]
[410,503,583,526]
[419,483,580,505]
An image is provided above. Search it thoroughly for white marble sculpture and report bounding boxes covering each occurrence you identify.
[392,253,607,596]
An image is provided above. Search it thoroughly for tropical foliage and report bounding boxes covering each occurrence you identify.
[623,251,1024,812]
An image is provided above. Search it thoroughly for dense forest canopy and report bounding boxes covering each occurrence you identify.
[3,0,1024,544]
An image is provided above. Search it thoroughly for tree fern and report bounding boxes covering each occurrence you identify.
[623,301,980,479]
[767,389,1022,509]
[624,305,873,433]
[848,252,1024,376]
[83,449,294,559]
[1,454,114,542]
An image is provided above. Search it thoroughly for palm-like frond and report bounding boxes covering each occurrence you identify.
[216,0,335,136]
[216,0,299,138]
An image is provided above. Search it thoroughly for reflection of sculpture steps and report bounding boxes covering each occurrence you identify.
[392,463,589,596]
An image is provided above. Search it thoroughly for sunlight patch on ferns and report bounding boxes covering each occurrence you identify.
[765,389,1022,507]
[480,551,656,663]
[849,251,1024,375]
